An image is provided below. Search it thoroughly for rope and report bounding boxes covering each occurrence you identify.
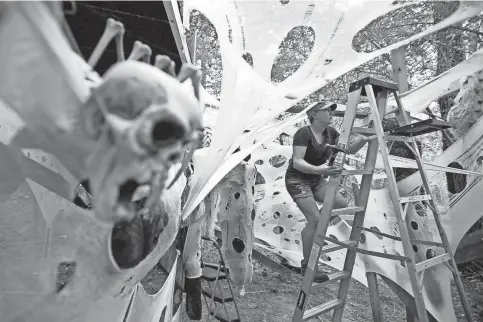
[77,4,171,24]
[80,4,181,60]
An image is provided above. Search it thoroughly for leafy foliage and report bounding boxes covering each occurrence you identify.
[271,26,315,84]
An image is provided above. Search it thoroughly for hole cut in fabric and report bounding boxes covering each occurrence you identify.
[446,161,467,194]
[187,9,222,98]
[56,261,76,292]
[410,221,419,230]
[352,2,459,53]
[159,306,167,322]
[273,226,284,234]
[369,226,384,240]
[232,238,246,253]
[271,26,315,83]
[269,155,287,168]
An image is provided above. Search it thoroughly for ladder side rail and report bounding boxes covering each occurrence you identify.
[338,87,363,145]
[393,92,475,322]
[367,272,384,322]
[364,85,430,322]
[292,88,362,322]
[332,88,388,322]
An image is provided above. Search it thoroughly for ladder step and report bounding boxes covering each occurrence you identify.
[388,119,452,137]
[312,271,351,288]
[302,299,345,321]
[331,206,364,217]
[341,169,373,175]
[202,266,227,282]
[415,253,452,272]
[321,240,357,254]
[203,287,234,303]
[210,307,241,322]
[203,262,229,271]
[399,195,431,203]
[352,127,375,135]
[333,110,369,119]
[348,76,398,96]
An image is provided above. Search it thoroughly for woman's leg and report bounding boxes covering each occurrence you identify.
[285,174,330,282]
[313,180,348,224]
[293,196,321,263]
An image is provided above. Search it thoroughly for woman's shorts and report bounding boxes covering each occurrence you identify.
[285,171,329,201]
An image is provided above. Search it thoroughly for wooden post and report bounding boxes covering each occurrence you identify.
[406,307,418,322]
[366,272,384,322]
[390,47,409,93]
[389,48,426,322]
[163,0,191,63]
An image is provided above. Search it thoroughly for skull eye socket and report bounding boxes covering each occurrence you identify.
[150,119,186,146]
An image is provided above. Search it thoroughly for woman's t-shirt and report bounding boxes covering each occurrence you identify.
[286,125,340,179]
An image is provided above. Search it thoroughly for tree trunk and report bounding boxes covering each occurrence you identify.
[433,2,465,150]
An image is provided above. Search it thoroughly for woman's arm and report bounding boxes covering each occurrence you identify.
[347,135,368,154]
[292,146,338,175]
[334,134,368,154]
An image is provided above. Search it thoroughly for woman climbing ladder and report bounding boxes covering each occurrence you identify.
[285,101,369,282]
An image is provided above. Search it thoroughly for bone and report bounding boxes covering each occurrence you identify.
[127,41,152,62]
[154,55,176,77]
[88,18,124,68]
[177,64,202,101]
[114,29,125,62]
[141,45,152,64]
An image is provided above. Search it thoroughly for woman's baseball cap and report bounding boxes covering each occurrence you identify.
[306,102,337,117]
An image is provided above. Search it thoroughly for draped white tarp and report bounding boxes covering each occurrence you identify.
[176,1,483,321]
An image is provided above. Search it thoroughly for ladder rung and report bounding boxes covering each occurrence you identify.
[303,299,344,321]
[203,287,234,303]
[385,135,413,142]
[339,215,355,221]
[333,110,369,119]
[202,267,227,282]
[321,240,357,254]
[341,169,373,175]
[353,127,375,135]
[356,248,411,262]
[210,307,241,322]
[348,76,398,95]
[361,227,402,241]
[399,195,431,203]
[331,206,364,216]
[415,253,451,272]
[411,239,444,247]
[388,119,452,137]
[312,271,351,288]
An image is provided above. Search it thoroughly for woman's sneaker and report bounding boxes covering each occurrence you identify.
[300,260,329,283]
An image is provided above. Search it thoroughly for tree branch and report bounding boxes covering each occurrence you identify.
[278,45,309,59]
[362,31,393,66]
[449,25,483,37]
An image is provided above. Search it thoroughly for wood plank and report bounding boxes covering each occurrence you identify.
[365,85,430,322]
[415,253,451,272]
[163,1,191,63]
[366,272,384,322]
[251,249,292,277]
[390,47,409,93]
[406,307,417,322]
[362,227,402,241]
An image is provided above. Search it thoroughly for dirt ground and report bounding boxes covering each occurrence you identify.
[167,245,483,322]
[55,244,482,322]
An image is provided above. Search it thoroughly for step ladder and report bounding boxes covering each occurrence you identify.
[292,77,474,322]
[200,236,242,322]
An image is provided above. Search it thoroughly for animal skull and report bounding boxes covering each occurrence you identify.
[79,60,203,224]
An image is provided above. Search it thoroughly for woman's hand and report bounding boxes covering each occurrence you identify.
[316,165,342,176]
